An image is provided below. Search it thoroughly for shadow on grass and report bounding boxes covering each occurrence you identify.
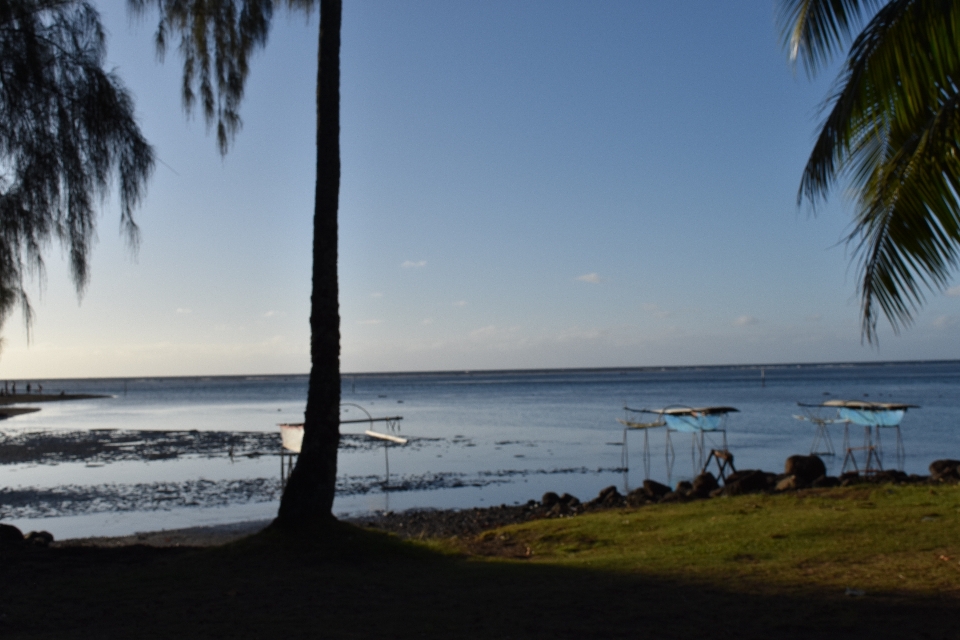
[1,520,957,639]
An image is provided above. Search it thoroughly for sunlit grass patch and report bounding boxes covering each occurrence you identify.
[449,484,960,597]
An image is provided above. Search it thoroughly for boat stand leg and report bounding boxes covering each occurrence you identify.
[384,441,390,488]
[896,426,904,470]
[875,426,883,468]
[643,428,651,481]
[666,430,674,487]
[623,427,629,471]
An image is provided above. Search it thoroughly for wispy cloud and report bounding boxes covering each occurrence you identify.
[453,300,467,307]
[422,318,434,325]
[263,310,279,318]
[370,292,383,298]
[576,273,601,284]
[643,303,672,319]
[947,285,960,297]
[176,308,192,315]
[401,260,427,268]
[933,314,957,329]
[734,315,758,326]
[469,325,498,340]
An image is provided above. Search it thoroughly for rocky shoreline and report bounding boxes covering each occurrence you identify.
[3,456,958,548]
[351,456,960,539]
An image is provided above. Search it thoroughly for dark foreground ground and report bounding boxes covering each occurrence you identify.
[1,521,956,640]
[3,484,960,640]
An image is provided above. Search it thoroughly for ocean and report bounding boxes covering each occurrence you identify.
[1,360,958,539]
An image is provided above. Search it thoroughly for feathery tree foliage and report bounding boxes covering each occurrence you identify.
[0,0,154,333]
[129,0,342,524]
[780,0,960,342]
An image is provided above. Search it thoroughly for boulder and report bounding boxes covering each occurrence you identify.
[722,470,769,496]
[541,491,561,507]
[25,530,53,547]
[642,479,672,499]
[785,455,827,485]
[929,459,960,482]
[559,493,580,506]
[775,475,797,492]
[675,480,693,495]
[871,469,908,484]
[0,523,24,544]
[597,485,619,500]
[626,488,649,507]
[692,472,719,497]
[600,486,625,507]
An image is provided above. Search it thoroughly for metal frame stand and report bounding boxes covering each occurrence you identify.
[841,424,883,475]
[809,418,836,456]
[702,448,736,481]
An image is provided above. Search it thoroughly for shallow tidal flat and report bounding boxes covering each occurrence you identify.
[0,429,621,521]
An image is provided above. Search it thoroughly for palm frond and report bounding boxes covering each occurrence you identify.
[848,88,960,342]
[779,0,883,74]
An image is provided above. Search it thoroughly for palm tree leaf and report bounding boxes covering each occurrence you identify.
[849,88,960,341]
[779,0,883,74]
[797,0,960,206]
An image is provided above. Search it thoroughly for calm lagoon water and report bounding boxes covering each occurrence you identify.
[1,361,958,539]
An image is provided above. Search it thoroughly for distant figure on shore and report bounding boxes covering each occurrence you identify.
[12,383,16,394]
[26,383,31,393]
[37,384,42,394]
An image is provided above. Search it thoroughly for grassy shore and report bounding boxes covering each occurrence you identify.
[2,483,959,638]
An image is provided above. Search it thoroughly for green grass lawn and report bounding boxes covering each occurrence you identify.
[2,484,959,639]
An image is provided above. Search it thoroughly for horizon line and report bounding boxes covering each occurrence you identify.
[7,357,959,381]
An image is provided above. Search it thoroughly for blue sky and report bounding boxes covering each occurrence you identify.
[3,0,960,378]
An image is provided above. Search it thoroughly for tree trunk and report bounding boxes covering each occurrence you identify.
[277,0,342,525]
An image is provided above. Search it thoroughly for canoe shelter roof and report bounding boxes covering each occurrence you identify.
[801,400,918,411]
[648,406,739,416]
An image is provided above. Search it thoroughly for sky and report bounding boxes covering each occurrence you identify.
[3,0,960,379]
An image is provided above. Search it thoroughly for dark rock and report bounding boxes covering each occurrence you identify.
[785,455,827,485]
[675,480,693,495]
[929,459,960,482]
[25,530,53,547]
[559,493,579,506]
[812,475,840,488]
[722,470,769,496]
[626,488,649,507]
[597,485,619,500]
[642,479,671,499]
[541,491,560,507]
[0,523,24,543]
[692,472,719,497]
[709,487,724,498]
[600,486,624,507]
[660,491,681,503]
[871,469,908,484]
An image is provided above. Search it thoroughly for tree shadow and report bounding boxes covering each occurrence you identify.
[1,520,957,639]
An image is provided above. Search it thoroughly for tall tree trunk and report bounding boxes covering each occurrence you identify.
[277,0,342,525]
